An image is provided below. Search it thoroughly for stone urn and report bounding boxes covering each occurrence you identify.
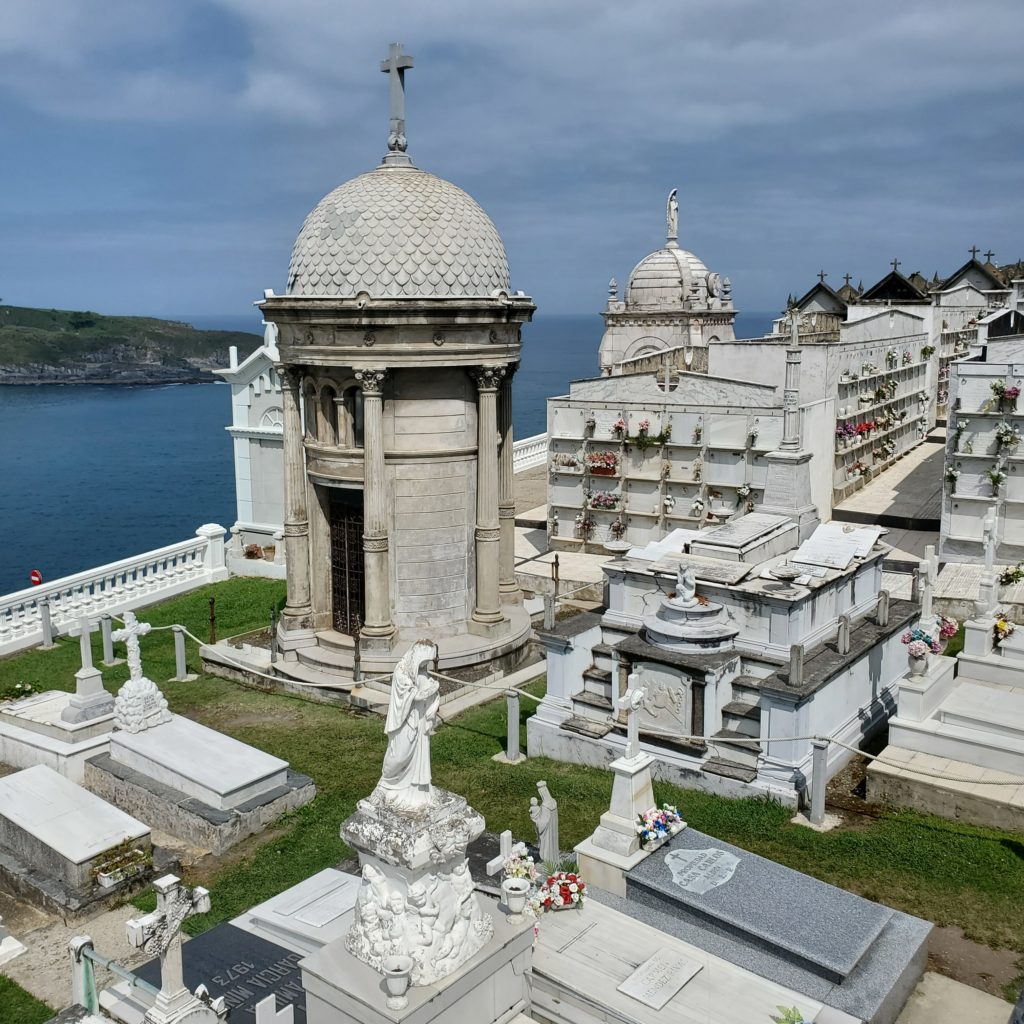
[382,955,414,1010]
[909,654,928,677]
[502,877,531,923]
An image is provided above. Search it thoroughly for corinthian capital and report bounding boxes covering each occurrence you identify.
[470,365,507,391]
[354,367,389,395]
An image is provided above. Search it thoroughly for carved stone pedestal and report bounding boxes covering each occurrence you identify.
[341,789,493,986]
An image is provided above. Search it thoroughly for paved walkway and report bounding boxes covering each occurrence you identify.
[896,971,1013,1024]
[514,464,547,516]
[835,436,945,530]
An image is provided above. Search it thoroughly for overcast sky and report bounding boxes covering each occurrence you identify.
[1,0,1021,321]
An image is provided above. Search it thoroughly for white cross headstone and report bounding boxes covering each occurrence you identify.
[126,874,211,1023]
[112,611,153,682]
[616,672,647,761]
[977,508,999,616]
[62,617,113,724]
[485,829,514,878]
[255,995,294,1024]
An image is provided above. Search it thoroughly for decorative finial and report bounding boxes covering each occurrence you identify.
[608,277,618,301]
[380,42,414,166]
[666,188,679,247]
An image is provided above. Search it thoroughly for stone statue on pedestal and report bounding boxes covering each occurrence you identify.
[112,612,171,734]
[674,562,697,606]
[370,641,440,812]
[344,639,493,986]
[529,780,560,865]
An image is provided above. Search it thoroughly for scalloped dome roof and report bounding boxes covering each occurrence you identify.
[626,245,710,309]
[286,164,510,299]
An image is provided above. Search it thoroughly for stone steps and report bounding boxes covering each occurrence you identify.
[571,690,613,714]
[560,715,612,739]
[297,644,353,671]
[711,728,761,768]
[701,757,758,783]
[272,658,354,691]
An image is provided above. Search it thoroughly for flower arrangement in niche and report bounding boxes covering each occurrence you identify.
[690,496,704,516]
[586,451,619,474]
[692,422,703,443]
[945,467,960,485]
[903,350,912,365]
[637,418,651,436]
[692,456,703,481]
[613,417,626,436]
[636,804,685,848]
[991,380,1007,399]
[987,467,1007,493]
[920,345,936,359]
[736,483,752,504]
[609,516,627,540]
[885,348,898,368]
[901,628,941,656]
[995,421,1021,450]
[994,613,1015,646]
[585,415,596,433]
[535,871,585,912]
[589,490,619,510]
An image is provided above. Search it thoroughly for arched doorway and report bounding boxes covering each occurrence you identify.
[329,488,365,635]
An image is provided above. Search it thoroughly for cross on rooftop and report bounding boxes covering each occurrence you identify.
[890,258,901,272]
[380,42,414,159]
[817,269,828,283]
[843,273,852,286]
[111,611,152,682]
[984,250,995,263]
[969,245,980,259]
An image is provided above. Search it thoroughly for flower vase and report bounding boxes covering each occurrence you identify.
[382,955,414,1011]
[501,877,531,924]
[909,654,928,677]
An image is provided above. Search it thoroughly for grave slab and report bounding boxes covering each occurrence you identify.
[627,827,891,982]
[125,923,307,1023]
[110,716,289,810]
[0,765,150,911]
[231,869,360,954]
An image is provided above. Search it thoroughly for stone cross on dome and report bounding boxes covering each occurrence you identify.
[380,42,414,164]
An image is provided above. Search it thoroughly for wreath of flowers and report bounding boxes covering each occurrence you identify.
[535,871,585,912]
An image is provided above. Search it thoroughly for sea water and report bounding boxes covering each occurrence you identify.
[0,312,773,592]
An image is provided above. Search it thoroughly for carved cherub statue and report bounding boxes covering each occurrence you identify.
[675,562,697,605]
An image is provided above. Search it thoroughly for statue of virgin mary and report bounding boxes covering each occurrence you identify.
[371,641,440,812]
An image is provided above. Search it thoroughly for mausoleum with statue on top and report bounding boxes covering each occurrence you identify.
[258,44,535,698]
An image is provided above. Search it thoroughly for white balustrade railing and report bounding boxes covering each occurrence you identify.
[512,432,548,473]
[0,524,228,658]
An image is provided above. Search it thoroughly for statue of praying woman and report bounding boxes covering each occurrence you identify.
[371,640,440,812]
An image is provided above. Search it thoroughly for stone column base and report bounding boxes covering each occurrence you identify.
[359,627,397,654]
[468,615,509,639]
[62,668,114,724]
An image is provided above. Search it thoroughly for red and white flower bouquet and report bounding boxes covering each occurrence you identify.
[534,870,586,913]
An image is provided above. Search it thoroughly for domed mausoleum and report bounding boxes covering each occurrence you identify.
[260,45,535,691]
[598,189,736,374]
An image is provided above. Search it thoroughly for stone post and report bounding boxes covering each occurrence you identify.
[498,367,520,603]
[196,524,227,581]
[354,368,395,648]
[809,739,829,826]
[470,366,507,636]
[543,594,555,630]
[100,614,117,665]
[280,368,313,631]
[494,689,525,764]
[171,626,189,681]
[877,590,890,627]
[788,643,804,688]
[69,936,97,1013]
[39,598,54,649]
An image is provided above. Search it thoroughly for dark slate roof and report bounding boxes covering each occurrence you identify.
[939,258,1005,292]
[859,270,928,303]
[792,280,848,313]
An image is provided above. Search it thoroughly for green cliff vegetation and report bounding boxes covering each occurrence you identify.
[0,304,262,383]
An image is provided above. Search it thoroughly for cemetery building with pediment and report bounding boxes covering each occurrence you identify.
[258,51,536,695]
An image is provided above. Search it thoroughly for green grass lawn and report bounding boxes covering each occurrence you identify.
[1,579,1022,1017]
[0,975,54,1024]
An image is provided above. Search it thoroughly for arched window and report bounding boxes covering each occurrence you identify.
[342,386,364,448]
[260,407,283,429]
[319,385,338,445]
[302,380,318,440]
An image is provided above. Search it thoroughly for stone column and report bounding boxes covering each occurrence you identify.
[780,345,802,452]
[470,366,507,636]
[280,367,313,630]
[498,366,520,602]
[355,368,395,648]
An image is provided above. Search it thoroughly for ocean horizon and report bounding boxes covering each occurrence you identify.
[0,310,777,593]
